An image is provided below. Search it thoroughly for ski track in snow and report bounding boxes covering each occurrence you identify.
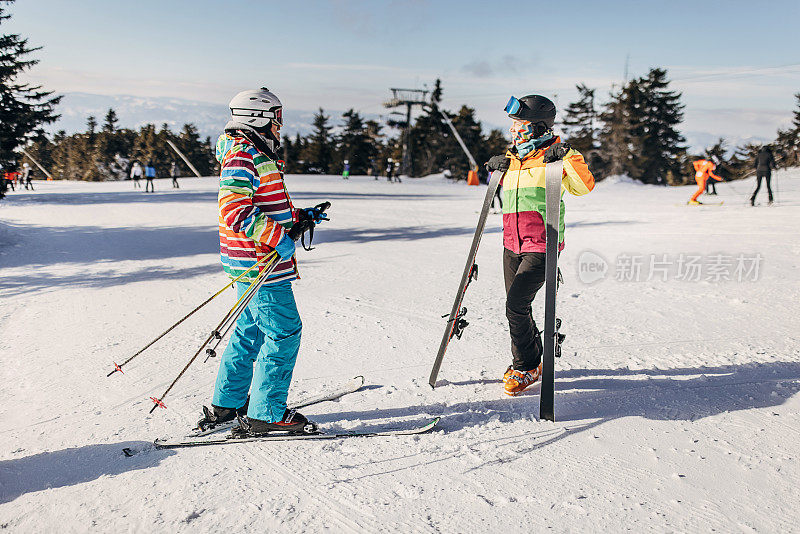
[1,172,799,532]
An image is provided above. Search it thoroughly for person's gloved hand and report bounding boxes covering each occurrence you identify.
[297,205,329,224]
[274,233,296,259]
[543,142,571,163]
[485,155,510,173]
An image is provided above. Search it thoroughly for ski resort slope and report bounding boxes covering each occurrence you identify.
[1,170,799,533]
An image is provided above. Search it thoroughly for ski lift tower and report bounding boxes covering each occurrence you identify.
[384,88,429,177]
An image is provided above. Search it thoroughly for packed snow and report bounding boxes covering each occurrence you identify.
[1,170,799,532]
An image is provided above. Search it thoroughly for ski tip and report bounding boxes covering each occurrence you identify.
[354,375,365,385]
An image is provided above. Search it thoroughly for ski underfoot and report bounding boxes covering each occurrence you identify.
[154,417,441,448]
[187,375,365,438]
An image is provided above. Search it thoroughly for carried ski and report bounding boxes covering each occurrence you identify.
[188,375,366,438]
[154,417,440,448]
[428,170,504,387]
[540,160,563,421]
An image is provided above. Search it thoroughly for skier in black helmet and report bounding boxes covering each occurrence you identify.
[485,94,595,396]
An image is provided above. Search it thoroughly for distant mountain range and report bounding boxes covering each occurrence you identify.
[49,92,372,141]
[49,92,769,155]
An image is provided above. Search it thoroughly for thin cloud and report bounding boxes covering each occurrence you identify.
[285,62,402,73]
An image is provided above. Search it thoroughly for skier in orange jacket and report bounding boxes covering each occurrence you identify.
[689,157,722,204]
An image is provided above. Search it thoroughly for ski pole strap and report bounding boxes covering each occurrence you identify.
[289,201,331,251]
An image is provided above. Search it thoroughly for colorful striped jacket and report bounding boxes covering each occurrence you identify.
[502,137,595,253]
[216,133,297,284]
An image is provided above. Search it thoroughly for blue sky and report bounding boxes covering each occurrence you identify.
[6,0,800,148]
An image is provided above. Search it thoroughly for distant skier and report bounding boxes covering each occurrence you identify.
[370,158,379,180]
[688,157,722,205]
[2,168,14,193]
[22,163,33,190]
[705,164,719,195]
[485,94,595,396]
[170,161,180,189]
[342,159,350,180]
[751,146,775,206]
[197,87,328,436]
[386,158,394,182]
[22,163,34,191]
[144,161,156,193]
[130,162,143,188]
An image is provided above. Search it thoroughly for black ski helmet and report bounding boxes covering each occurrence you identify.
[506,94,556,128]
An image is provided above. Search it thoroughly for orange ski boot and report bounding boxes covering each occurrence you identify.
[503,365,514,384]
[504,363,543,396]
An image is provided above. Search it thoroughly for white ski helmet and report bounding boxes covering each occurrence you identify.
[228,87,283,130]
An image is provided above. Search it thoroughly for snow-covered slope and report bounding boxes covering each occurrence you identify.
[1,170,799,532]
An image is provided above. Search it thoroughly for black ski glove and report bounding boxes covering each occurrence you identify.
[485,155,510,173]
[543,142,572,163]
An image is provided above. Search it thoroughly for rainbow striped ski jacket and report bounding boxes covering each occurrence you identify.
[502,137,595,253]
[216,133,297,284]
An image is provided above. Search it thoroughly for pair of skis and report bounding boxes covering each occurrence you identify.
[154,376,440,447]
[428,162,564,421]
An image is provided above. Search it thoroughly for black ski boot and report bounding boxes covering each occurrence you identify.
[196,398,249,431]
[231,408,317,437]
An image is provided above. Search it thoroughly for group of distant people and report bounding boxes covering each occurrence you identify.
[0,162,35,199]
[690,146,777,206]
[342,158,401,182]
[129,161,181,191]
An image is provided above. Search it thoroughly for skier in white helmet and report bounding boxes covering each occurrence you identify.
[198,87,329,436]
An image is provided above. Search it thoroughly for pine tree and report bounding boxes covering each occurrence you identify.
[364,120,384,176]
[631,68,686,184]
[337,109,373,174]
[774,93,800,167]
[0,1,62,169]
[726,142,761,180]
[102,108,119,133]
[598,86,633,178]
[302,109,332,173]
[447,106,483,177]
[176,123,212,175]
[561,83,597,155]
[283,132,303,173]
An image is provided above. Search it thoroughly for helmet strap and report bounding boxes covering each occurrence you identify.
[225,121,281,160]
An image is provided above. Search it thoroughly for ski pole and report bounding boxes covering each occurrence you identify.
[107,252,277,376]
[148,253,281,413]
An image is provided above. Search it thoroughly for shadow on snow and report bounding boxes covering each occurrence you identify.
[315,360,800,437]
[0,441,174,504]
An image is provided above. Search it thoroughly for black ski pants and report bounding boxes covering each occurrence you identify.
[145,178,154,192]
[503,248,546,371]
[752,171,773,202]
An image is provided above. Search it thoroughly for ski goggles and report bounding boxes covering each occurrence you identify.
[232,106,283,127]
[504,96,522,115]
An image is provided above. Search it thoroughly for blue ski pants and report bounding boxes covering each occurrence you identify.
[212,280,302,422]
